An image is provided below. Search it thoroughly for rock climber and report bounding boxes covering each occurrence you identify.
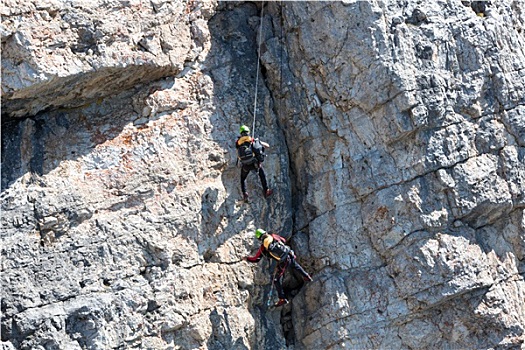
[235,125,273,201]
[245,228,313,307]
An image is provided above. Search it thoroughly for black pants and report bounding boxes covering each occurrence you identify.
[240,163,268,194]
[273,253,309,299]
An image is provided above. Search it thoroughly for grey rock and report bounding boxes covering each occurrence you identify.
[2,0,524,349]
[261,0,525,348]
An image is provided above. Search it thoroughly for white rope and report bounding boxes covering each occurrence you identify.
[252,1,265,137]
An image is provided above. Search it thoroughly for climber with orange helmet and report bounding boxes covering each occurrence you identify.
[235,125,273,201]
[245,228,313,307]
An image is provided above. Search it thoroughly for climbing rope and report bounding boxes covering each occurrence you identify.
[267,262,278,306]
[280,1,283,120]
[251,1,265,137]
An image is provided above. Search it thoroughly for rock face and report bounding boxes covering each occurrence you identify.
[1,1,524,350]
[1,0,206,118]
[2,1,291,349]
[261,1,525,349]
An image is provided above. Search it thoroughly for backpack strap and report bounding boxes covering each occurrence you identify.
[271,234,286,243]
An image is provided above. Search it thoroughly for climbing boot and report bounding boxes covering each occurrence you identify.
[264,189,273,198]
[243,192,250,202]
[303,274,313,282]
[274,298,288,307]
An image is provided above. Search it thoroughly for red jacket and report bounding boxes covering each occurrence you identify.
[246,234,287,262]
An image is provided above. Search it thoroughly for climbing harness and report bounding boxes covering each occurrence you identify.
[277,257,289,279]
[251,1,265,137]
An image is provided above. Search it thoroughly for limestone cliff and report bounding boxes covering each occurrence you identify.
[1,1,524,349]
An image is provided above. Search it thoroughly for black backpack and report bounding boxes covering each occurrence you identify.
[238,141,257,165]
[237,138,265,165]
[267,238,291,261]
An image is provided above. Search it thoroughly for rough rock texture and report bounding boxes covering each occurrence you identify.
[2,1,292,349]
[1,0,211,118]
[2,0,525,350]
[260,1,525,349]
